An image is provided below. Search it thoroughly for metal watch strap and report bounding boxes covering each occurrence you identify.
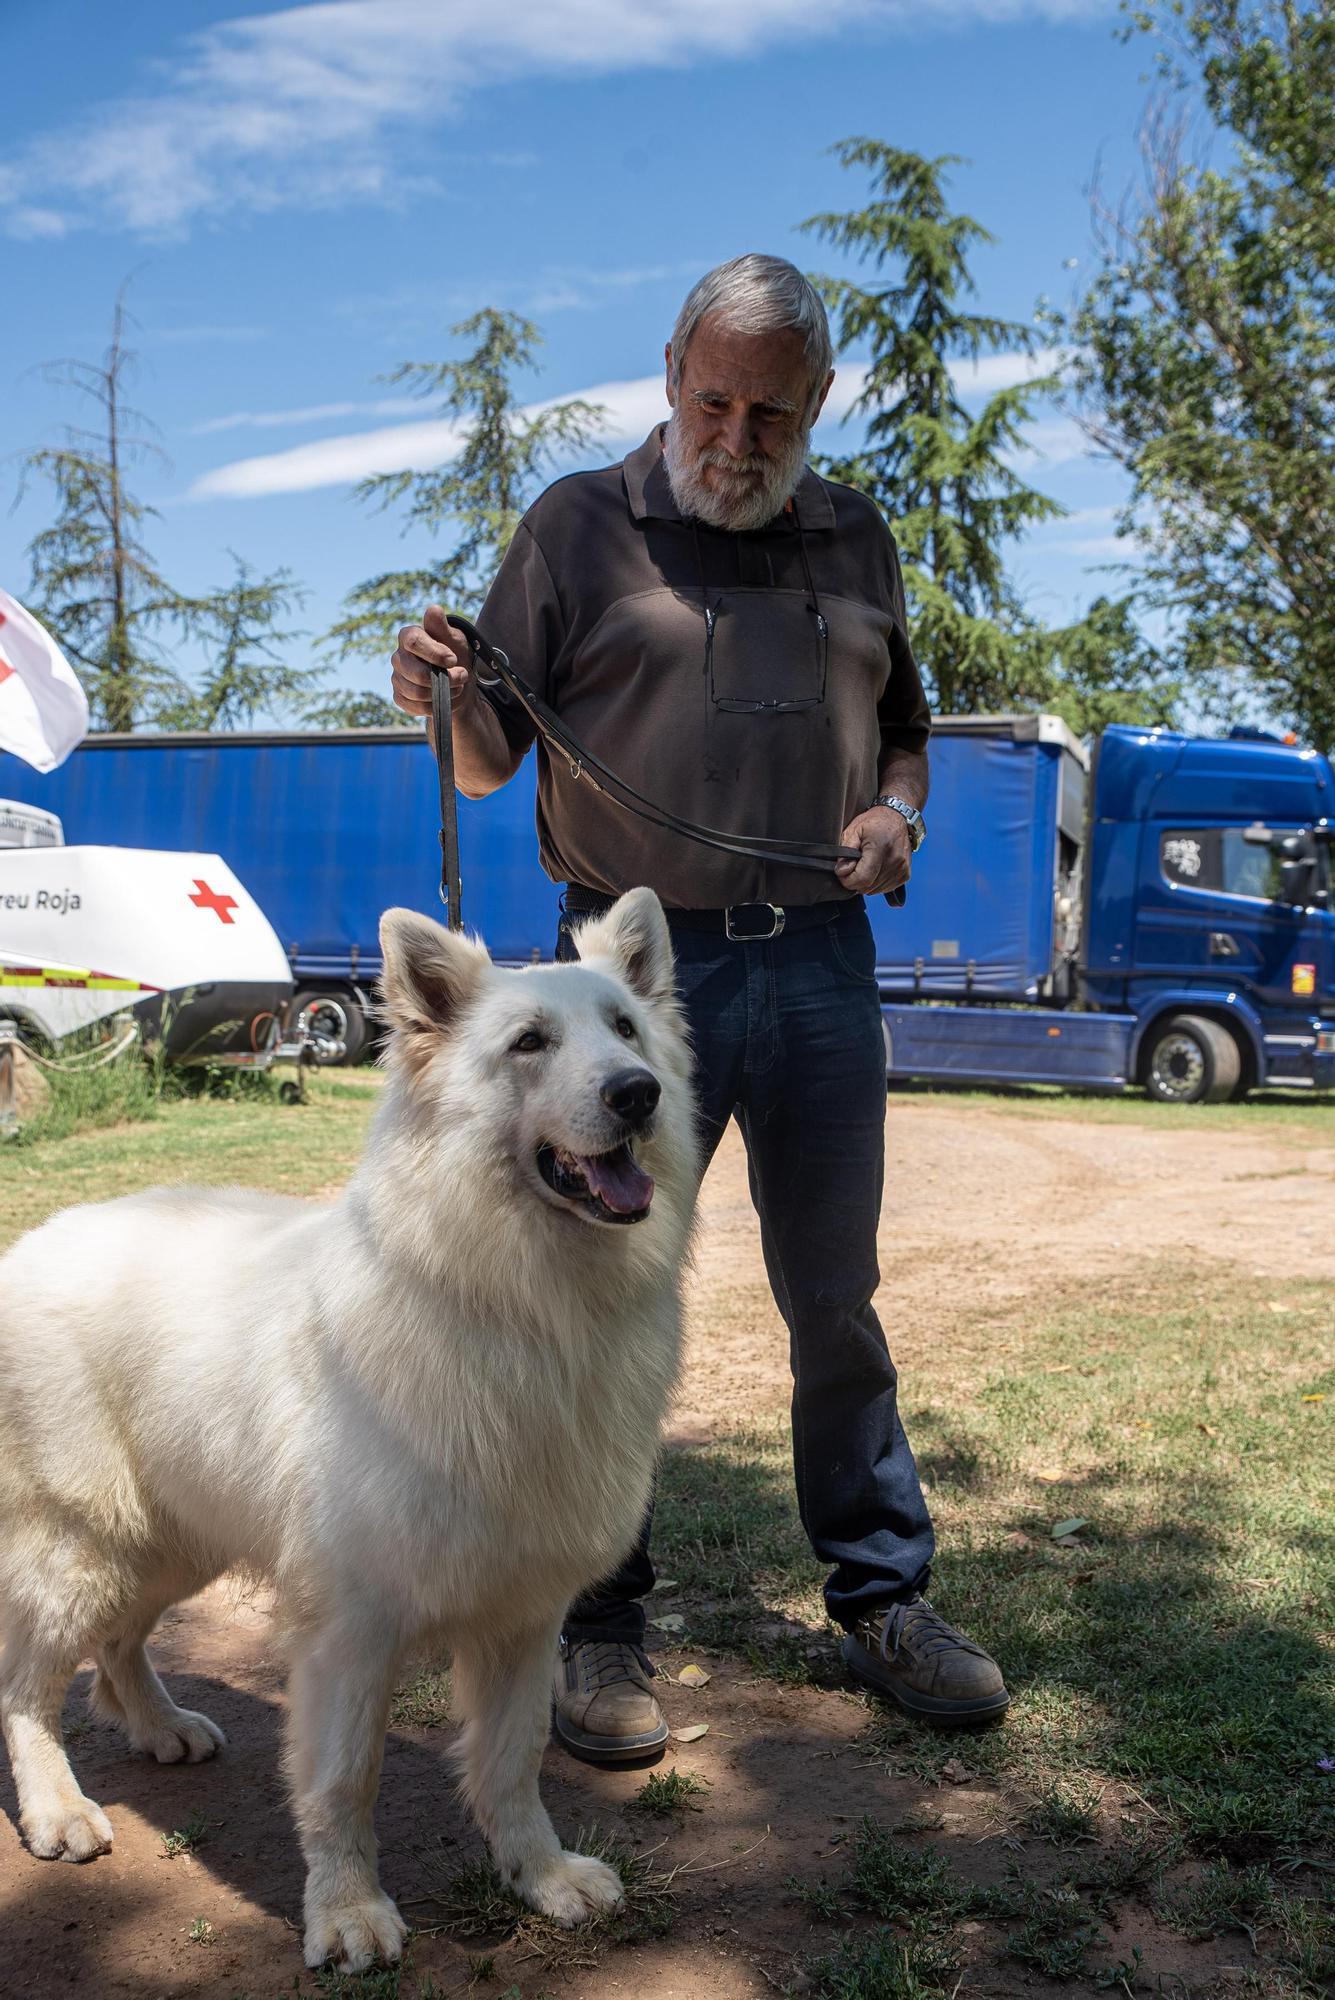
[874,793,926,850]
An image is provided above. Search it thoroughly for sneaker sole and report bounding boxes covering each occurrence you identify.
[551,1712,670,1766]
[841,1635,1011,1725]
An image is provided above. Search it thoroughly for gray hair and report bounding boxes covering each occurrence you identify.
[669,254,833,414]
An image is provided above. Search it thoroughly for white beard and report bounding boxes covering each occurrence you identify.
[662,415,811,532]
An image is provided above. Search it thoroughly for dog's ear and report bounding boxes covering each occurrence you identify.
[378,909,490,1045]
[574,887,675,1006]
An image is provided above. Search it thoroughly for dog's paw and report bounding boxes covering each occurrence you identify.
[24,1798,114,1863]
[130,1706,225,1764]
[303,1891,407,1972]
[518,1850,625,1927]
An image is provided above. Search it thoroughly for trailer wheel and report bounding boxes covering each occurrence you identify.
[1143,1013,1241,1105]
[293,987,366,1067]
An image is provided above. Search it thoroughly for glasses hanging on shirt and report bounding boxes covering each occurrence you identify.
[693,502,829,716]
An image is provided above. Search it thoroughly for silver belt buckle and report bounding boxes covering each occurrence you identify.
[725,902,786,941]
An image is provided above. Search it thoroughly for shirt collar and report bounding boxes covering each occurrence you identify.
[622,426,837,532]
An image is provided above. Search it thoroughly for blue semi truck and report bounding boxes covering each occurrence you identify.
[2,716,1331,1099]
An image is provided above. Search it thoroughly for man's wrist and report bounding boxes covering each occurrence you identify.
[873,793,926,851]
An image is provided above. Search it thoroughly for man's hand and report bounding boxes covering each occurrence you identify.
[835,805,914,896]
[390,604,475,723]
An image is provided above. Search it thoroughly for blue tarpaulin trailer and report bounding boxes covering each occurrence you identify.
[3,714,1331,1096]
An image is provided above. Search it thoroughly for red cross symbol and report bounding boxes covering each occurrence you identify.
[0,606,12,684]
[189,878,238,924]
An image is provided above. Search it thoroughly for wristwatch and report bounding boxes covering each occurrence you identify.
[874,793,927,851]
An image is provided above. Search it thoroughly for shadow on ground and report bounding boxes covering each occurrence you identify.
[0,1432,1329,1999]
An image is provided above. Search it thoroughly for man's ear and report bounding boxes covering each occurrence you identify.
[664,340,677,409]
[574,887,675,1007]
[378,909,490,1051]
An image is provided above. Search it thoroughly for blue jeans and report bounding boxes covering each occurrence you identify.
[559,900,936,1641]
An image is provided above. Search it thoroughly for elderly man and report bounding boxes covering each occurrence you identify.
[390,254,1008,1761]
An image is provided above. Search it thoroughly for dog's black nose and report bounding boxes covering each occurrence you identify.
[601,1068,661,1130]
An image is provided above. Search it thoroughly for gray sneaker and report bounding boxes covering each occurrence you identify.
[842,1597,1010,1724]
[551,1637,669,1764]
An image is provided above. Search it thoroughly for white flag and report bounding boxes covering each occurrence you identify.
[0,589,90,773]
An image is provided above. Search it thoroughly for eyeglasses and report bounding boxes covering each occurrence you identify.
[693,498,830,717]
[704,595,829,714]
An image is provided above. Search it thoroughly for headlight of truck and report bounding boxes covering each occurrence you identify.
[1317,1028,1335,1055]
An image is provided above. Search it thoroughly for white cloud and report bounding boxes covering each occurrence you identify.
[188,374,664,498]
[189,414,469,500]
[2,0,1114,240]
[1005,415,1089,469]
[187,349,1080,499]
[950,348,1069,393]
[1067,533,1130,558]
[155,323,270,347]
[192,397,421,436]
[188,364,881,499]
[1052,503,1119,528]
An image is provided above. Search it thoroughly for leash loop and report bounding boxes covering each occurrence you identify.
[441,614,865,879]
[427,610,906,916]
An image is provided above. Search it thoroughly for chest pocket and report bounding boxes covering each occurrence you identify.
[703,586,829,713]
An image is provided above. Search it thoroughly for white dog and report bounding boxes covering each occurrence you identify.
[0,888,697,1972]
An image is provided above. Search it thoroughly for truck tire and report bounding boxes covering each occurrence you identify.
[1143,1013,1241,1105]
[293,987,367,1067]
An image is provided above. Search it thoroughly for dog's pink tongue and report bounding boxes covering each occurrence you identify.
[580,1150,654,1214]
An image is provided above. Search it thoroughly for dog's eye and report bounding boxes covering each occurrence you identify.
[511,1028,547,1054]
[615,1016,636,1040]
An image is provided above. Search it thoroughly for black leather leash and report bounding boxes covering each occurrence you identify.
[429,614,888,927]
[429,649,466,930]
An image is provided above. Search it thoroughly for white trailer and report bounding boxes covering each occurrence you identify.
[0,803,299,1066]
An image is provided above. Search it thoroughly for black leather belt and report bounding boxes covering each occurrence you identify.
[564,885,852,940]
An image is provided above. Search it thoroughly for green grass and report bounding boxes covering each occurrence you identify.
[0,1069,382,1251]
[160,1808,210,1860]
[658,1266,1334,1860]
[889,1078,1333,1135]
[805,1917,962,1999]
[415,1827,675,1970]
[847,1818,961,1919]
[632,1768,709,1814]
[661,1263,1333,1994]
[1021,1777,1102,1848]
[390,1663,452,1729]
[792,1817,1335,1995]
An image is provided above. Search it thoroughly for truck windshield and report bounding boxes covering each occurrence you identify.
[1160,827,1329,903]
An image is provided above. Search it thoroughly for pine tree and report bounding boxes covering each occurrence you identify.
[20,298,204,731]
[157,556,314,730]
[802,140,1068,715]
[801,139,1177,732]
[324,310,605,667]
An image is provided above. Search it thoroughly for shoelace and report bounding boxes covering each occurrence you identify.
[873,1598,987,1664]
[568,1639,654,1690]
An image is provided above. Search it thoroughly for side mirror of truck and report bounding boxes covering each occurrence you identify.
[1244,823,1328,906]
[1276,856,1319,906]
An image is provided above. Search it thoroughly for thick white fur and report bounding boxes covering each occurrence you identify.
[0,888,698,1972]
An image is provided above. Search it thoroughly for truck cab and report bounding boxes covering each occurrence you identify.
[1084,726,1334,1096]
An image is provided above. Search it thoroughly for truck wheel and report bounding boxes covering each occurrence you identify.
[1144,1014,1241,1105]
[293,987,366,1067]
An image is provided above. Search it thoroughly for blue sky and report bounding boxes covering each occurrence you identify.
[1,0,1159,715]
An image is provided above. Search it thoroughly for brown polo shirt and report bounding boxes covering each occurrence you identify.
[476,427,931,908]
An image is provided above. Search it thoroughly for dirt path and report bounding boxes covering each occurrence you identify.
[1,1102,1330,2000]
[672,1097,1335,1437]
